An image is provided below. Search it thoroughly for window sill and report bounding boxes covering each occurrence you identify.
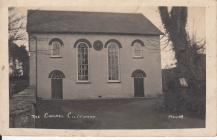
[133,56,144,59]
[76,81,91,84]
[107,80,121,83]
[50,56,62,58]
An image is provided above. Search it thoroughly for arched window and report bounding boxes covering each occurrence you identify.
[77,42,89,81]
[107,41,120,81]
[131,69,146,78]
[49,38,63,57]
[131,39,144,58]
[48,70,65,79]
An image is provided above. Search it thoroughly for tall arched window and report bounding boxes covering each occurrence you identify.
[107,41,120,81]
[77,42,89,81]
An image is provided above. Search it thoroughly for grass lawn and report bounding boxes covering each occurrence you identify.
[35,98,205,129]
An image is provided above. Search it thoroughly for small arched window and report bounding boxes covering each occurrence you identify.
[49,38,63,57]
[131,39,144,58]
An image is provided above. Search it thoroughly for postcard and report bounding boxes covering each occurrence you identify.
[0,0,216,137]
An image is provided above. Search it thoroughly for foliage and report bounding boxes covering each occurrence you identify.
[9,7,29,79]
[8,7,27,44]
[9,42,29,79]
[9,7,29,96]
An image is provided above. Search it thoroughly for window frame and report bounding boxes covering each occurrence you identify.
[133,42,143,58]
[50,40,62,58]
[107,41,121,83]
[131,40,144,59]
[76,41,90,83]
[49,70,65,79]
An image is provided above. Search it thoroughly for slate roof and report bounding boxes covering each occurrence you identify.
[27,10,163,35]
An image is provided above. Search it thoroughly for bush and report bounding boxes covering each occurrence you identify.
[163,77,205,119]
[9,78,29,96]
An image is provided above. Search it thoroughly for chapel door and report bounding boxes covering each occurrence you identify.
[132,70,146,97]
[49,70,65,100]
[134,77,144,97]
[51,79,63,99]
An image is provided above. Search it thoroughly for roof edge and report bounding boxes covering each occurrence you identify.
[27,9,145,16]
[27,31,163,36]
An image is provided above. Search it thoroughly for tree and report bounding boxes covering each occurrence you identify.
[9,7,30,98]
[159,7,188,79]
[159,7,205,85]
[9,7,29,80]
[159,7,206,116]
[8,7,26,44]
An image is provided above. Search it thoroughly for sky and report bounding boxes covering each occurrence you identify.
[12,7,205,69]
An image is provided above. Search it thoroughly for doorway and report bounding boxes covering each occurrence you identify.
[51,79,63,99]
[49,70,65,99]
[132,70,146,97]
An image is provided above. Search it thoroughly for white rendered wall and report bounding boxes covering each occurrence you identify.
[29,33,162,99]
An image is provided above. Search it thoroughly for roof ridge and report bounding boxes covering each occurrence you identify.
[28,9,143,16]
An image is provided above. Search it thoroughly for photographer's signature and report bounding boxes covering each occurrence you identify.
[168,114,184,119]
